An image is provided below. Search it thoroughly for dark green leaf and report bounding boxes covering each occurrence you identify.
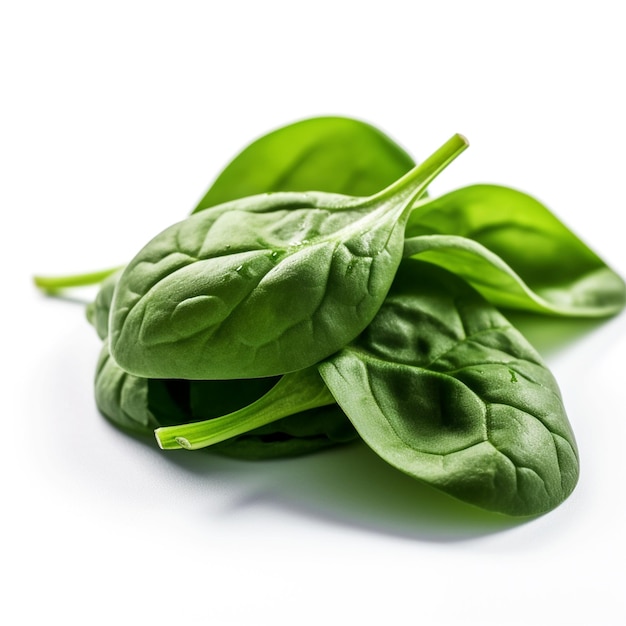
[110,135,468,380]
[86,269,123,339]
[319,260,579,516]
[94,345,159,434]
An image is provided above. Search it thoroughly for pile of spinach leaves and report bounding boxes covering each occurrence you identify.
[35,116,626,517]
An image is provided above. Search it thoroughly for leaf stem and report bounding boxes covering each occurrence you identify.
[366,133,469,207]
[33,266,123,293]
[155,367,336,450]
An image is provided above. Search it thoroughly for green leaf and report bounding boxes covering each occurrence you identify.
[405,185,626,316]
[87,117,408,457]
[319,260,579,516]
[94,345,159,435]
[85,269,123,339]
[193,116,415,211]
[109,134,468,380]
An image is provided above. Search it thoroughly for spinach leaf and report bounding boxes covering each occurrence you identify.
[85,269,123,339]
[94,345,160,435]
[193,116,415,211]
[405,185,626,316]
[87,271,355,455]
[89,273,163,435]
[109,134,468,380]
[34,116,626,516]
[318,259,579,516]
[83,119,397,457]
[180,115,414,453]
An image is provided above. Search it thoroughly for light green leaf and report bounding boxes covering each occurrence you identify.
[405,185,626,316]
[193,116,415,211]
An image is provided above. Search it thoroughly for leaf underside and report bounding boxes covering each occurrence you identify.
[406,185,626,316]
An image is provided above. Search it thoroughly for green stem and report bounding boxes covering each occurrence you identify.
[33,266,123,293]
[365,133,469,208]
[155,367,336,450]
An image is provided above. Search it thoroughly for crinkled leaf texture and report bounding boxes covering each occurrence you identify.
[86,269,122,340]
[94,345,159,434]
[319,260,579,516]
[406,185,626,316]
[109,135,468,380]
[109,191,410,379]
[89,274,356,456]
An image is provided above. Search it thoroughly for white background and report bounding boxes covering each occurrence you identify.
[2,1,625,624]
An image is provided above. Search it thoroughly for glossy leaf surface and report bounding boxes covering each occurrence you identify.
[405,185,626,316]
[319,260,579,516]
[193,116,415,211]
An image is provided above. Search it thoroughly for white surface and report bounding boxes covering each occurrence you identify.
[2,2,625,624]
